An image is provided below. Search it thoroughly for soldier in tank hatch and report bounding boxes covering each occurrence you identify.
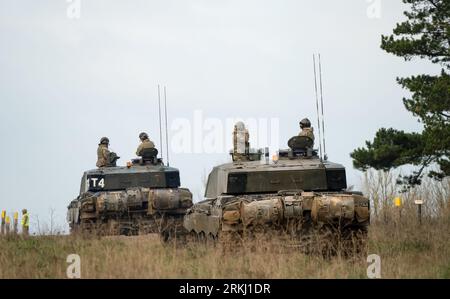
[298,118,315,145]
[136,132,155,157]
[96,137,111,168]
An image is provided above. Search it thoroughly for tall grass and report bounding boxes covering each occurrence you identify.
[0,171,448,279]
[362,169,449,223]
[0,217,448,279]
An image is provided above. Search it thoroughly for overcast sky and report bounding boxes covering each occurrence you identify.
[0,0,440,233]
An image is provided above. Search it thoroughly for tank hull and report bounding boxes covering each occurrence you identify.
[68,187,193,240]
[183,191,369,253]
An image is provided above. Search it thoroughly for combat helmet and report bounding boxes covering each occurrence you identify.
[299,118,311,129]
[99,137,109,145]
[139,132,149,141]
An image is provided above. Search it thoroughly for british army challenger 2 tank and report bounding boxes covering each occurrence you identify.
[67,146,193,240]
[184,122,370,252]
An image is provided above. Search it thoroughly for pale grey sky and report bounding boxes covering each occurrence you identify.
[0,0,439,232]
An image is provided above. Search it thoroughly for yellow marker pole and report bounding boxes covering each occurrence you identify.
[394,197,402,223]
[13,212,18,234]
[1,210,5,235]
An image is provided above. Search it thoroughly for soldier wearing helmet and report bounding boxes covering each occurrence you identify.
[96,137,111,168]
[136,132,155,157]
[232,122,250,161]
[298,118,315,144]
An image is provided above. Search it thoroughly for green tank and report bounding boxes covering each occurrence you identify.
[67,148,193,240]
[183,123,370,252]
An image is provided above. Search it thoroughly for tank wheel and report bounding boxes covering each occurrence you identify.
[206,233,217,246]
[197,231,206,243]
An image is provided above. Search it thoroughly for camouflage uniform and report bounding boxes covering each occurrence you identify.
[232,122,250,162]
[136,139,155,156]
[299,127,315,142]
[96,144,110,168]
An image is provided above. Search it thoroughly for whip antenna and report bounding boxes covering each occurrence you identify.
[158,85,164,160]
[318,54,327,160]
[164,86,170,167]
[313,54,323,160]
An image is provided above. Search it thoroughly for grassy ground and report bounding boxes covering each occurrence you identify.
[0,218,449,279]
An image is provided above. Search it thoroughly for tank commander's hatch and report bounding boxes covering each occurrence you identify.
[279,136,318,159]
[132,148,161,165]
[107,152,120,167]
[288,136,313,150]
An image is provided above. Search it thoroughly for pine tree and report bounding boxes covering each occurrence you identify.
[351,0,449,187]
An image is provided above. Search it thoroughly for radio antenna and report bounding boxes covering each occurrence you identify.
[313,54,323,161]
[158,85,164,161]
[164,86,170,167]
[318,54,327,160]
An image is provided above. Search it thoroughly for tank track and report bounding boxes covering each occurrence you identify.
[70,213,187,241]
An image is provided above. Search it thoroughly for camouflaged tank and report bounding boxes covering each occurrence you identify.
[67,148,193,240]
[184,123,370,252]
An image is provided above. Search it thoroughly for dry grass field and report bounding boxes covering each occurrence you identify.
[1,173,448,279]
[0,217,449,279]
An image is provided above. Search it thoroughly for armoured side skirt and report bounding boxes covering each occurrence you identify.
[183,192,370,237]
